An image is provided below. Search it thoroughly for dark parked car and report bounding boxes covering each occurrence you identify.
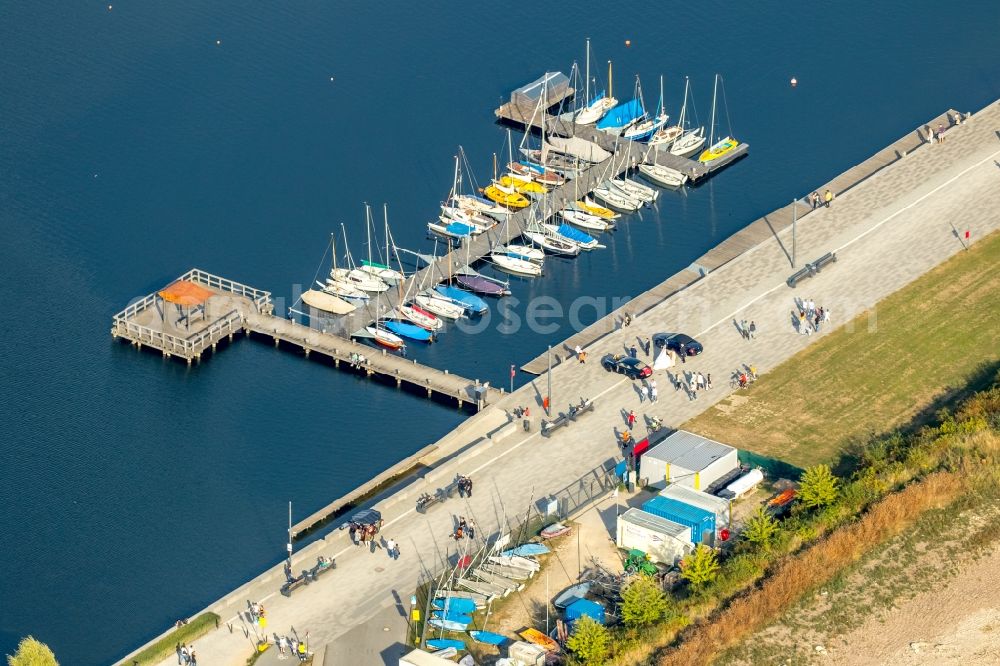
[652,332,704,356]
[601,354,652,379]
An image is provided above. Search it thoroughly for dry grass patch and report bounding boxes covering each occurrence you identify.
[685,230,1000,469]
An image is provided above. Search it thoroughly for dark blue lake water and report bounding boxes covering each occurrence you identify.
[1,1,997,662]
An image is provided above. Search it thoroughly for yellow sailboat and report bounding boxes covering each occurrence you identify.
[499,175,548,195]
[578,198,619,220]
[698,136,738,162]
[483,183,531,209]
[698,74,740,163]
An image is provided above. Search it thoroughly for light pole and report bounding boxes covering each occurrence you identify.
[791,199,798,268]
[546,345,552,416]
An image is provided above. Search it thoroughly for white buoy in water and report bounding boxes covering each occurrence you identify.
[790,77,798,87]
[216,39,221,46]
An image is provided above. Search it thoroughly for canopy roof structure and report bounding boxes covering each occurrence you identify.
[158,280,215,306]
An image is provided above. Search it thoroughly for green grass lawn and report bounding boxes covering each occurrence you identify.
[684,230,1000,470]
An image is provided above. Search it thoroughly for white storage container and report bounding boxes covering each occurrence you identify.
[639,430,739,491]
[616,508,692,565]
[721,468,764,498]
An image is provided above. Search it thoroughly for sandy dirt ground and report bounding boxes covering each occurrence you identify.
[832,545,1000,665]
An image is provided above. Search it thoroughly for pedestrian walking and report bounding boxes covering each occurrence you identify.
[466,518,476,540]
[808,299,815,316]
[810,191,819,208]
[278,636,288,655]
[823,307,831,322]
[189,646,197,666]
[749,321,757,339]
[824,189,833,207]
[680,344,687,363]
[749,365,758,381]
[629,345,638,359]
[385,538,398,559]
[575,345,586,363]
[740,319,749,340]
[644,337,652,356]
[698,372,706,390]
[623,312,632,327]
[176,644,185,665]
[466,477,473,497]
[627,409,637,429]
[297,641,307,662]
[650,384,658,403]
[937,123,945,143]
[639,383,648,403]
[706,373,713,389]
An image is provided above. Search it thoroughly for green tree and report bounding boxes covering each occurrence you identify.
[799,464,840,510]
[7,637,58,666]
[621,574,670,628]
[565,615,611,665]
[742,506,779,548]
[680,544,720,590]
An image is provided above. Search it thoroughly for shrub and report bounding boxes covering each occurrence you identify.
[7,637,58,666]
[680,544,720,590]
[742,507,778,549]
[566,615,611,665]
[798,464,839,509]
[622,575,670,628]
[120,613,220,666]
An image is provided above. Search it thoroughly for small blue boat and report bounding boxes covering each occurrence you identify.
[435,285,488,315]
[469,630,507,645]
[596,98,644,132]
[500,543,550,557]
[433,597,477,614]
[384,320,433,342]
[431,610,473,625]
[429,618,471,631]
[427,638,466,652]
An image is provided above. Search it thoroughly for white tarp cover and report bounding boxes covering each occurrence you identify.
[652,348,674,370]
[544,136,612,163]
[301,289,356,315]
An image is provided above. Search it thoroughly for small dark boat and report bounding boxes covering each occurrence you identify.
[455,274,510,297]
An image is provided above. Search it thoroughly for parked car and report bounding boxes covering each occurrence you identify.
[652,332,704,356]
[601,354,652,379]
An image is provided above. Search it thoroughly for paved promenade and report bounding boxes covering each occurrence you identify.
[131,99,1000,666]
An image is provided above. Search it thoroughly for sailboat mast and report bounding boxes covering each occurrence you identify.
[608,60,613,99]
[341,223,352,269]
[452,152,460,200]
[330,232,338,272]
[585,38,590,104]
[709,74,718,147]
[365,203,373,269]
[679,77,689,129]
[659,74,665,117]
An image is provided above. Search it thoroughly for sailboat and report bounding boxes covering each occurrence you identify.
[559,207,610,232]
[498,174,548,197]
[435,284,488,315]
[383,319,434,342]
[638,162,688,188]
[365,325,405,350]
[607,176,657,203]
[523,223,580,256]
[358,204,405,284]
[595,71,645,136]
[542,223,602,250]
[331,224,390,293]
[503,243,546,264]
[622,76,668,142]
[415,293,465,320]
[577,196,619,220]
[591,184,641,212]
[669,76,706,158]
[648,75,684,147]
[490,253,543,277]
[699,74,739,162]
[319,233,370,302]
[483,181,531,209]
[575,45,618,125]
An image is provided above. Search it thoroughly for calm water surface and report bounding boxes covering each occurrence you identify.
[1,1,998,662]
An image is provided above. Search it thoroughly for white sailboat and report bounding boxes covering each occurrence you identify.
[576,54,618,125]
[332,224,390,293]
[669,76,706,158]
[319,233,369,302]
[503,244,546,264]
[622,76,668,142]
[358,204,405,284]
[638,163,688,188]
[559,208,610,232]
[541,223,601,251]
[397,303,444,331]
[591,184,641,212]
[414,293,465,320]
[490,253,543,277]
[648,75,683,147]
[300,289,356,315]
[608,177,657,203]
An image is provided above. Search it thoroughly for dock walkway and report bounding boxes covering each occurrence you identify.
[112,269,497,409]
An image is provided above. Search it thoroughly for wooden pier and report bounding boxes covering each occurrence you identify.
[112,269,498,410]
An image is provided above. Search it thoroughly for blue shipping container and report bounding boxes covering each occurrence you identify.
[641,496,716,544]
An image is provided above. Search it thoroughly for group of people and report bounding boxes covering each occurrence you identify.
[452,516,476,540]
[275,633,310,661]
[809,189,834,208]
[175,643,197,665]
[348,351,368,368]
[792,298,830,335]
[737,319,757,341]
[247,600,267,627]
[456,475,474,498]
[637,378,659,404]
[348,521,381,546]
[735,365,758,389]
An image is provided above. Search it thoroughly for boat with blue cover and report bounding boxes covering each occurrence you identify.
[384,320,434,342]
[469,630,507,645]
[431,610,473,625]
[435,285,488,315]
[501,543,550,557]
[428,220,473,242]
[433,597,477,614]
[596,98,644,134]
[426,638,466,652]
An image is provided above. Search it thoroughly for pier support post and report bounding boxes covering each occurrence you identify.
[274,337,279,347]
[212,342,217,351]
[303,348,310,358]
[396,378,401,388]
[228,333,233,342]
[427,388,432,398]
[187,357,192,366]
[334,359,339,368]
